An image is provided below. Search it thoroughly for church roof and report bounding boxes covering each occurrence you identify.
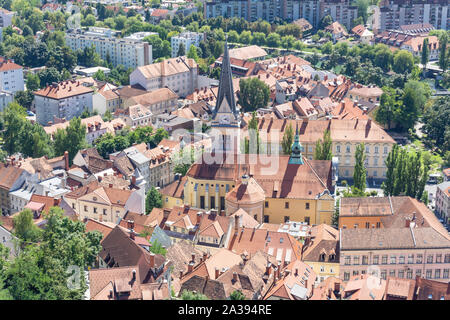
[212,40,239,122]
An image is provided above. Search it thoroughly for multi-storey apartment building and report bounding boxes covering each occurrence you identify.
[0,57,24,94]
[65,27,152,69]
[34,80,94,125]
[171,32,204,58]
[378,0,449,31]
[321,0,358,30]
[0,7,14,42]
[339,196,450,283]
[205,0,357,28]
[436,182,450,224]
[129,56,198,98]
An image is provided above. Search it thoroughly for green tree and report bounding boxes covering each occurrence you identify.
[382,144,399,196]
[180,290,208,300]
[1,102,27,154]
[145,187,163,214]
[393,50,414,74]
[177,42,185,57]
[422,96,450,152]
[353,143,366,193]
[238,77,270,112]
[421,37,429,76]
[13,209,42,244]
[438,32,448,71]
[230,290,246,300]
[26,73,40,91]
[314,129,332,160]
[53,117,87,165]
[149,239,167,256]
[187,44,199,61]
[266,33,281,48]
[281,123,294,155]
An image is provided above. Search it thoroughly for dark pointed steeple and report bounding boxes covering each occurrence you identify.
[289,123,304,165]
[212,39,239,122]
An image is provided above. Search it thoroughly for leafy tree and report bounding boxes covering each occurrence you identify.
[319,15,333,29]
[177,42,185,57]
[373,44,393,72]
[18,121,53,158]
[266,33,281,48]
[180,290,208,300]
[13,209,42,244]
[353,143,366,193]
[145,187,163,214]
[355,0,369,24]
[238,78,270,112]
[422,96,450,152]
[187,44,199,62]
[421,37,429,76]
[53,117,87,165]
[14,90,34,110]
[314,129,332,160]
[1,102,27,154]
[322,41,333,55]
[38,67,61,87]
[149,239,167,256]
[281,123,294,155]
[438,32,448,71]
[26,73,40,91]
[392,50,414,74]
[331,199,339,227]
[230,290,246,300]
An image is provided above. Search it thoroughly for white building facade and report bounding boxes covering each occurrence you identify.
[171,32,204,58]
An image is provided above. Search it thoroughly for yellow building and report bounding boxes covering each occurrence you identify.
[302,224,340,284]
[184,150,336,225]
[160,176,186,209]
[243,117,396,181]
[64,181,134,223]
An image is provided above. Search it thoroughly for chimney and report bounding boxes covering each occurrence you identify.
[203,252,207,261]
[215,267,220,279]
[180,271,183,279]
[53,198,59,206]
[187,262,194,273]
[109,183,113,188]
[132,269,136,281]
[196,212,202,225]
[334,282,340,292]
[266,262,271,275]
[232,272,238,282]
[234,214,239,233]
[131,175,136,185]
[277,262,281,279]
[130,229,135,240]
[405,219,410,228]
[295,268,299,276]
[127,220,135,230]
[305,279,308,290]
[191,253,196,263]
[149,253,155,267]
[64,151,69,171]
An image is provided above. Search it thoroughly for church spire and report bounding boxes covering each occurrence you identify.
[212,39,238,121]
[289,123,304,165]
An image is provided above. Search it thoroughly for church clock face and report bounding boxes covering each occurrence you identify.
[219,114,231,125]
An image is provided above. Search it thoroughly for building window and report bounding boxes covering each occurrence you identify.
[285,202,289,209]
[265,201,269,208]
[399,256,405,264]
[72,203,75,209]
[390,256,396,264]
[445,254,450,263]
[406,270,413,279]
[305,217,310,224]
[305,202,310,210]
[336,145,341,153]
[389,270,396,277]
[416,269,422,277]
[210,196,215,209]
[344,272,350,281]
[398,270,404,278]
[443,269,449,279]
[103,209,107,215]
[381,270,386,280]
[353,256,360,265]
[382,255,388,265]
[417,254,423,264]
[263,215,269,223]
[362,256,368,265]
[408,254,414,264]
[435,269,441,279]
[436,254,442,263]
[284,216,290,223]
[426,269,432,279]
[373,255,379,265]
[93,207,97,213]
[346,145,350,153]
[353,270,359,276]
[376,222,381,228]
[427,255,433,264]
[345,256,351,265]
[365,222,370,229]
[84,206,88,212]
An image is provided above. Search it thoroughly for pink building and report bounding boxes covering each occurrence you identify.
[340,226,450,283]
